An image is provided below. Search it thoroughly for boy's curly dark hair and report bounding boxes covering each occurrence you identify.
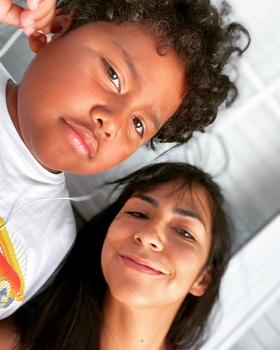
[60,0,250,144]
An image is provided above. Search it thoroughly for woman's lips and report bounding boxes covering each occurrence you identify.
[120,255,165,275]
[63,119,98,158]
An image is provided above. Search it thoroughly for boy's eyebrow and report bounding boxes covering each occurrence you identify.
[111,40,161,131]
[111,40,139,82]
[149,110,161,131]
[132,193,205,226]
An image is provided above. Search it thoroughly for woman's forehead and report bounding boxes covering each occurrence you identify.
[131,181,212,212]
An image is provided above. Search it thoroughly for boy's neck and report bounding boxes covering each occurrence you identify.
[6,80,21,137]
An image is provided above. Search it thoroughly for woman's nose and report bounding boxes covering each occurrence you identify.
[133,228,164,252]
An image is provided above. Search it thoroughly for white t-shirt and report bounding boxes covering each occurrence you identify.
[0,66,76,319]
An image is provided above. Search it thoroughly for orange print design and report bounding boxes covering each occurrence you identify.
[0,218,24,308]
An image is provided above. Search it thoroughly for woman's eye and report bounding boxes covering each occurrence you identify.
[126,211,148,219]
[133,117,145,137]
[175,227,195,240]
[104,61,120,92]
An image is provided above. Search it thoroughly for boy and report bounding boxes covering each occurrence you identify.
[0,0,249,318]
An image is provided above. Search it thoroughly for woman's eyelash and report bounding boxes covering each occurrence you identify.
[174,227,195,240]
[103,60,120,92]
[133,117,145,137]
[125,211,148,219]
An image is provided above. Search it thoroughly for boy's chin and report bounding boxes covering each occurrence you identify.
[35,157,62,174]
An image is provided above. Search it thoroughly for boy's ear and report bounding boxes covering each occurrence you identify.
[189,267,212,297]
[28,9,74,54]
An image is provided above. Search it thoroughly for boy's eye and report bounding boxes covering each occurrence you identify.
[174,227,195,241]
[126,211,148,219]
[133,117,145,137]
[104,61,120,92]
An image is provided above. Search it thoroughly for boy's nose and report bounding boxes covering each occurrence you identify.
[91,106,124,140]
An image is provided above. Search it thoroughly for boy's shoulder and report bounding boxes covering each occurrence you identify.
[0,63,12,112]
[0,65,10,129]
[0,63,12,82]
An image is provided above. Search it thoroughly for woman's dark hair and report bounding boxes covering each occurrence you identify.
[14,162,231,350]
[58,0,250,145]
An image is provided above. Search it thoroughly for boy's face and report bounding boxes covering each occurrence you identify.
[16,22,185,174]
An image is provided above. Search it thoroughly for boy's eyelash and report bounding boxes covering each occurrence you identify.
[102,58,145,138]
[133,117,145,138]
[102,60,145,137]
[125,211,148,219]
[103,60,121,92]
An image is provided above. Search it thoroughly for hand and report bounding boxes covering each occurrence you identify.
[0,0,56,35]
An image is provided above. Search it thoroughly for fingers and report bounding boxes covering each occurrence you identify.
[0,0,56,35]
[1,0,67,41]
[0,0,23,26]
[21,0,57,35]
[27,0,56,31]
[26,0,40,11]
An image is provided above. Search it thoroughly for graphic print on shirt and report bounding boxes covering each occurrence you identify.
[0,217,25,308]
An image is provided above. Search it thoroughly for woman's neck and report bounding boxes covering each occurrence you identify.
[101,293,175,350]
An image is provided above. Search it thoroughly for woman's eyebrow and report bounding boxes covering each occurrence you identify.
[132,193,159,207]
[174,208,205,226]
[132,193,205,226]
[110,40,161,131]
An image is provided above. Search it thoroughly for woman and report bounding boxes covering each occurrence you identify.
[5,162,231,350]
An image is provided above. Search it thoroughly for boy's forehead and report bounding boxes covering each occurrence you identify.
[69,22,162,61]
[69,21,183,66]
[75,21,158,43]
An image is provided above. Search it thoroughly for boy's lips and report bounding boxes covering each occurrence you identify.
[63,119,98,158]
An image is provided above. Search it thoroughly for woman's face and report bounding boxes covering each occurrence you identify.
[101,182,213,310]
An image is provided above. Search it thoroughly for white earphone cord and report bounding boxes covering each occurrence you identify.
[0,191,97,231]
